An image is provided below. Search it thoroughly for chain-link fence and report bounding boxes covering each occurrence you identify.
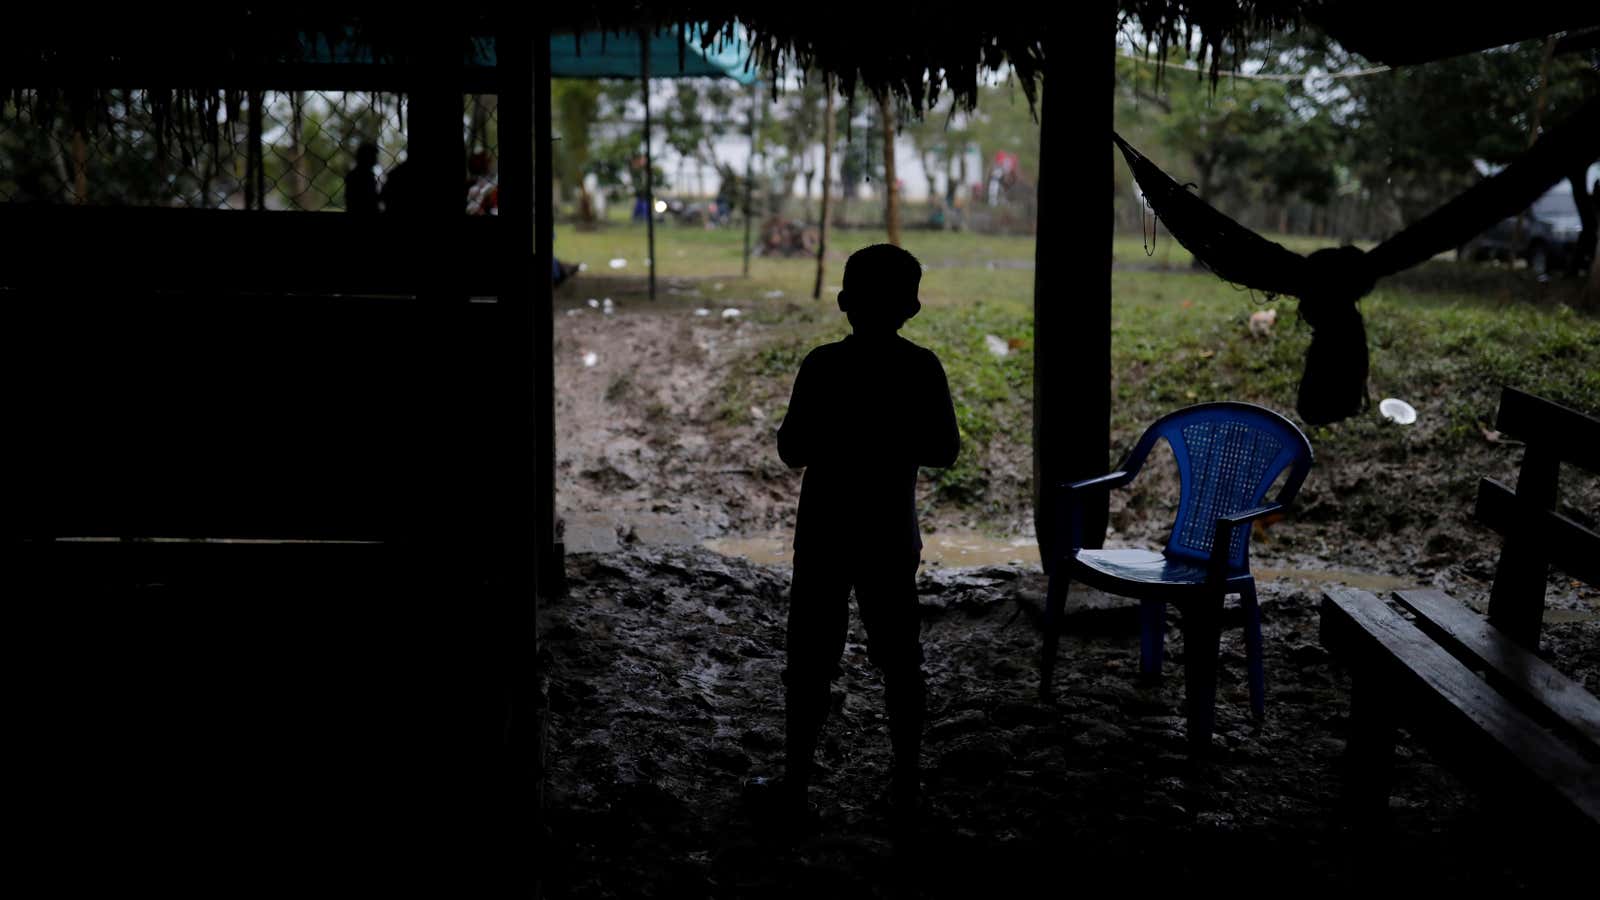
[1,91,499,212]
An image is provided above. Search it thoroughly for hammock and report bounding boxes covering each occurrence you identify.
[1111,93,1600,425]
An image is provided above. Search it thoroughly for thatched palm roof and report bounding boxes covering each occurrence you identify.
[3,3,1594,144]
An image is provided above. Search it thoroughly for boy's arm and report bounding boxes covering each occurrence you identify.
[923,354,961,469]
[776,353,814,469]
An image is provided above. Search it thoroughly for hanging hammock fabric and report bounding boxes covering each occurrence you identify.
[1111,92,1600,425]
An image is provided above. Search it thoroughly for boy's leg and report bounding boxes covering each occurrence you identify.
[783,551,851,799]
[854,551,925,796]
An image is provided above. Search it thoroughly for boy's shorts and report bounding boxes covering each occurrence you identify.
[783,548,923,686]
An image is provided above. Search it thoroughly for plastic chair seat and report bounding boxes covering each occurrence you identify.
[1071,548,1248,601]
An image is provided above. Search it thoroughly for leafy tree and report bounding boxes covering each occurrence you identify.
[756,73,825,217]
[1330,38,1597,225]
[554,80,603,220]
[1115,53,1339,220]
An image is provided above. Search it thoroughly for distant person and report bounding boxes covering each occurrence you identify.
[344,143,380,214]
[761,243,960,823]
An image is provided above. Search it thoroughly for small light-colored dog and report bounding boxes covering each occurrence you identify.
[1248,308,1277,338]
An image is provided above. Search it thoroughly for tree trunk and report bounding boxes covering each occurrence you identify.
[641,36,656,300]
[814,76,836,300]
[743,82,757,278]
[880,91,900,246]
[71,128,88,203]
[1571,169,1596,284]
[1587,234,1600,309]
[957,140,968,203]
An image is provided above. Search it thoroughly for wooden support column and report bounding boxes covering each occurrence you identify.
[404,39,464,226]
[813,75,835,299]
[495,21,551,889]
[1033,13,1114,569]
[498,25,537,573]
[533,31,558,599]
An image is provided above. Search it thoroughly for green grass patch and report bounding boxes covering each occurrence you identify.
[559,221,1599,524]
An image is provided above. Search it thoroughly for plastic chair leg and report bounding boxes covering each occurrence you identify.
[1039,571,1070,700]
[1139,600,1166,680]
[1239,579,1265,720]
[1182,591,1225,752]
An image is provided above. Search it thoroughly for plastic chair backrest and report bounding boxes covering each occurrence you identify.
[1123,402,1313,573]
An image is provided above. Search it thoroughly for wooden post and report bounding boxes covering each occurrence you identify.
[813,75,835,300]
[1033,17,1113,569]
[880,90,900,247]
[641,32,657,301]
[406,42,464,222]
[1488,443,1560,648]
[743,80,757,278]
[495,6,535,831]
[1342,663,1398,821]
[246,90,264,209]
[533,30,557,600]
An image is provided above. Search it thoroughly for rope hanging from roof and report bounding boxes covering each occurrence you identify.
[1111,92,1600,426]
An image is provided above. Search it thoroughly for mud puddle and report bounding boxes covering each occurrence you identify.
[704,531,1446,598]
[703,532,1042,568]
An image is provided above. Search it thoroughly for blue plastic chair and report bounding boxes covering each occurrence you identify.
[1038,402,1313,751]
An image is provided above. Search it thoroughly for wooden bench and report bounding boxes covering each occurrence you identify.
[1320,387,1600,834]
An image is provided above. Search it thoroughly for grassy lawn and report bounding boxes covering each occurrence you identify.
[556,219,1599,533]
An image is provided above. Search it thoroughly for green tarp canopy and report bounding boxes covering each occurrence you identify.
[546,27,756,82]
[299,25,756,83]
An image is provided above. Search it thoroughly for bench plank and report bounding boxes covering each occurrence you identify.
[1393,588,1600,757]
[1320,588,1600,826]
[1475,479,1600,586]
[1495,387,1600,475]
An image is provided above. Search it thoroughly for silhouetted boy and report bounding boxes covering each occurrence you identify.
[773,243,960,817]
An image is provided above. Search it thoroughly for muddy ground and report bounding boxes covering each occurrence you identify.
[555,282,794,550]
[539,548,1596,897]
[543,288,1598,897]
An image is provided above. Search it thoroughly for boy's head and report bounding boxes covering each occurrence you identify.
[838,244,922,333]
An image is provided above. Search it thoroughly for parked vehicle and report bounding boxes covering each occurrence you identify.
[1457,176,1594,280]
